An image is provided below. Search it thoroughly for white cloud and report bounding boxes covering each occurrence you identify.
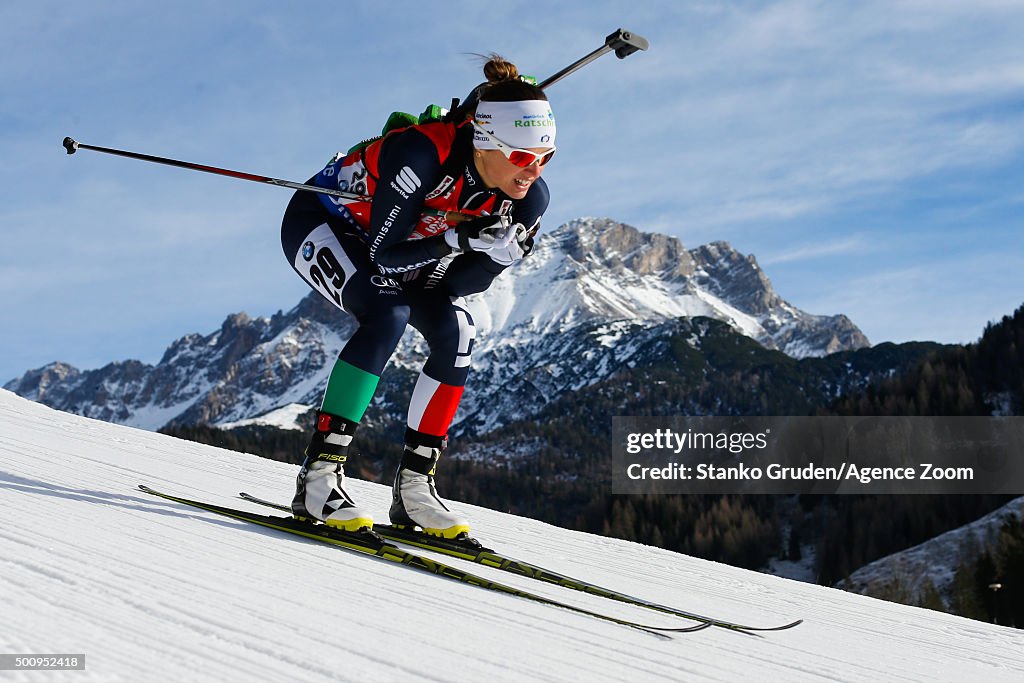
[760,236,869,266]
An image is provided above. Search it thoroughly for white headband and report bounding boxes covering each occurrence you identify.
[472,100,556,150]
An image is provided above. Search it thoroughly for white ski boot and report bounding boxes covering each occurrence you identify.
[390,433,469,539]
[291,412,373,532]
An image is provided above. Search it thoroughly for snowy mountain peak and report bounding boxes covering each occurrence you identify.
[7,217,868,430]
[469,217,868,357]
[5,361,81,403]
[553,217,696,279]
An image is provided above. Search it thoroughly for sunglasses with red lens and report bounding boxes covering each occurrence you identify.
[471,120,556,168]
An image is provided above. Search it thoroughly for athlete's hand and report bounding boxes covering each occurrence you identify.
[516,222,537,257]
[487,223,531,266]
[444,215,515,254]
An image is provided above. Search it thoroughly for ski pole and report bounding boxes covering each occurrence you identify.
[538,28,649,90]
[63,28,648,213]
[61,137,469,223]
[449,28,649,132]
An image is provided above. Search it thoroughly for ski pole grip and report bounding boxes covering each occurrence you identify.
[63,137,79,155]
[538,28,649,89]
[605,29,649,59]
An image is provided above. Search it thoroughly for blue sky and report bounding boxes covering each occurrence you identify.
[2,1,1023,383]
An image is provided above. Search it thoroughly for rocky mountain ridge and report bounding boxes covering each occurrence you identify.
[6,218,869,431]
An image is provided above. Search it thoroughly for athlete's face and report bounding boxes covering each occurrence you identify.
[473,149,548,199]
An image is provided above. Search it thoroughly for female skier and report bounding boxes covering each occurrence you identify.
[280,56,556,539]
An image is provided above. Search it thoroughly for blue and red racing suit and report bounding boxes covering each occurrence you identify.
[281,119,549,442]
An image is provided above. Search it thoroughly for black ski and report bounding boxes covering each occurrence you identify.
[239,491,802,633]
[138,485,709,636]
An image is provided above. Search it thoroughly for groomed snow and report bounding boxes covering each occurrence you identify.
[1,388,1022,682]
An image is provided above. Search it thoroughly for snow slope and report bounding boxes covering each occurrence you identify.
[1,388,1022,683]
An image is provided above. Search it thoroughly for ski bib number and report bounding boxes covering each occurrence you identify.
[294,224,358,311]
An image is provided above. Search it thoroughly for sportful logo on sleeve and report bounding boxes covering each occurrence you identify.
[395,167,422,195]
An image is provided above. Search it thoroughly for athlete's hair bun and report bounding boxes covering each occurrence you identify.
[483,55,520,83]
[456,53,547,120]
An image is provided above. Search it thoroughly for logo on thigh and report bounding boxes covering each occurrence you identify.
[370,275,401,295]
[453,305,476,369]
